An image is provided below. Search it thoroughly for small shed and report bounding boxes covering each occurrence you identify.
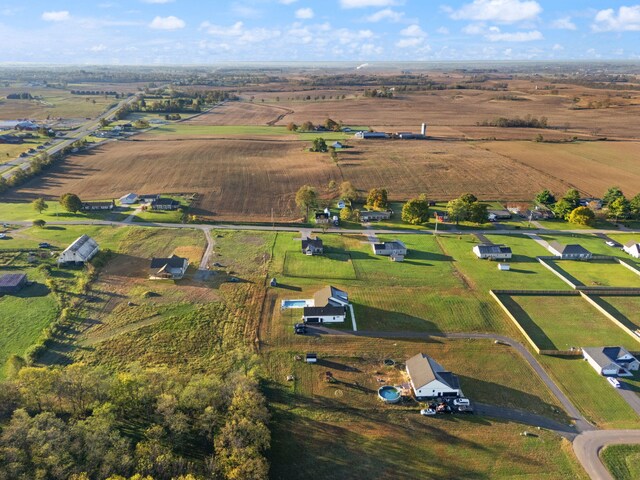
[332,141,344,149]
[305,353,318,364]
[498,263,510,271]
[0,273,27,294]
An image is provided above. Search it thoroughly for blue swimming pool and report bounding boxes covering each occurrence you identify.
[378,386,402,404]
[281,299,313,309]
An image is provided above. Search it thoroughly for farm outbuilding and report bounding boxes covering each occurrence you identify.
[0,273,27,294]
[58,235,99,266]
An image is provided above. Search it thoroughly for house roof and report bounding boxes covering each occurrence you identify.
[152,198,179,206]
[303,305,345,317]
[82,201,113,208]
[624,240,640,248]
[475,244,512,255]
[315,212,329,219]
[550,242,591,255]
[119,193,138,202]
[302,237,323,250]
[583,346,636,368]
[150,255,187,269]
[0,273,27,288]
[61,235,99,261]
[406,353,458,390]
[314,286,348,307]
[361,210,391,218]
[374,241,406,251]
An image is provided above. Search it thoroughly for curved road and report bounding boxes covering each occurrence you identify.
[574,431,640,480]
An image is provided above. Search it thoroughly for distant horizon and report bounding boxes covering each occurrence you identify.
[1,1,640,64]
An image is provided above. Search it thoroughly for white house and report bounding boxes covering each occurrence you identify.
[149,255,189,280]
[623,240,640,259]
[58,235,99,266]
[301,237,323,255]
[547,242,592,260]
[372,241,407,261]
[302,286,349,324]
[583,346,640,377]
[405,353,462,400]
[119,193,139,205]
[473,244,512,260]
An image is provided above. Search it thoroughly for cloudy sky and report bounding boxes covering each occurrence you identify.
[1,0,639,64]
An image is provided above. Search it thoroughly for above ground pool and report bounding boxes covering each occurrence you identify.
[377,385,402,404]
[281,299,313,309]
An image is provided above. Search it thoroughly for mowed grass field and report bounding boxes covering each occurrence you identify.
[501,295,640,352]
[591,296,640,331]
[550,259,640,288]
[600,445,640,480]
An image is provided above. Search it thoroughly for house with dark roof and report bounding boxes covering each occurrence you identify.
[315,211,331,225]
[548,242,592,260]
[583,347,640,377]
[151,198,180,211]
[405,353,462,399]
[0,273,27,294]
[372,241,407,261]
[623,240,640,259]
[139,194,160,203]
[302,286,348,323]
[149,255,189,280]
[81,200,115,211]
[58,235,99,265]
[301,237,323,255]
[360,210,392,222]
[488,209,512,221]
[473,244,512,260]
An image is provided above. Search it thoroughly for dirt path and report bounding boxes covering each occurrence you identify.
[195,227,215,280]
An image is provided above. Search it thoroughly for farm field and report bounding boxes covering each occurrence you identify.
[479,141,640,199]
[501,294,640,352]
[0,88,115,120]
[600,445,640,480]
[550,259,640,288]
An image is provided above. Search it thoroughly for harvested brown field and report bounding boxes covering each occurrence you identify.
[479,141,640,197]
[6,134,581,221]
[185,101,292,126]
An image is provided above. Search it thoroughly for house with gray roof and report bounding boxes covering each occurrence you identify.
[58,235,99,266]
[583,346,640,377]
[547,242,592,260]
[405,353,462,399]
[0,273,27,294]
[149,255,189,280]
[623,240,640,259]
[360,210,392,222]
[301,237,323,255]
[372,241,407,261]
[302,286,348,324]
[472,244,512,260]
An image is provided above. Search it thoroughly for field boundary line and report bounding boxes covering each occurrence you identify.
[580,293,640,348]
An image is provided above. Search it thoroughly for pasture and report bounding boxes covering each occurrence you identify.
[500,294,640,352]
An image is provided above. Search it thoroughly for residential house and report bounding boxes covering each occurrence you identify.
[151,198,180,211]
[315,212,331,225]
[360,210,392,222]
[373,241,407,261]
[302,286,349,324]
[14,120,38,131]
[0,273,27,294]
[547,242,592,260]
[119,193,139,205]
[488,209,512,221]
[149,255,189,280]
[81,200,115,211]
[472,244,513,260]
[405,353,462,400]
[583,346,640,377]
[301,237,324,255]
[623,240,640,259]
[58,235,99,265]
[139,194,160,204]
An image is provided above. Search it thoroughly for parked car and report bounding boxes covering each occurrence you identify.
[0,233,5,239]
[38,242,51,248]
[607,377,621,388]
[452,397,470,406]
[605,240,621,248]
[456,405,474,414]
[420,408,436,416]
[294,323,307,335]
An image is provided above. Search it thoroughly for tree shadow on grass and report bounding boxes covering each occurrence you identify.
[352,304,443,334]
[498,295,555,350]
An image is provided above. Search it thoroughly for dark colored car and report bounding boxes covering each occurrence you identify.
[38,242,51,248]
[294,323,307,335]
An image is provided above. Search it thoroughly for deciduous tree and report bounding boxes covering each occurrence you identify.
[366,188,388,210]
[32,198,48,214]
[60,193,83,213]
[535,189,556,205]
[295,185,318,222]
[568,206,596,226]
[401,195,430,225]
[603,186,624,206]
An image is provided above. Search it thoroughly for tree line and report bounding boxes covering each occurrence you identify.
[0,363,270,480]
[477,115,549,128]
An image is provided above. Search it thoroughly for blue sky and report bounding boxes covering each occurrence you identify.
[1,1,639,64]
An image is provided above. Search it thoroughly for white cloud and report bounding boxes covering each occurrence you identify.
[340,0,402,9]
[142,0,174,3]
[552,43,564,51]
[365,8,404,22]
[89,44,107,52]
[551,17,576,30]
[462,23,485,34]
[279,0,297,4]
[42,10,70,22]
[436,26,450,34]
[450,0,542,23]
[396,23,426,48]
[149,15,185,30]
[201,21,281,44]
[396,37,423,48]
[400,24,426,37]
[593,6,640,32]
[295,8,314,19]
[485,28,543,41]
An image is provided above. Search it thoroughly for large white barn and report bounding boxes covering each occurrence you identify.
[58,235,99,266]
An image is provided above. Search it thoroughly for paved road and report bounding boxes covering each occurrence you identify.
[474,403,577,439]
[617,380,640,417]
[573,430,640,480]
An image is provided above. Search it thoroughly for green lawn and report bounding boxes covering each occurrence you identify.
[0,225,133,251]
[600,445,640,480]
[537,218,617,231]
[540,355,640,429]
[549,259,640,288]
[0,269,59,378]
[591,296,640,331]
[284,251,357,280]
[131,195,190,223]
[540,233,637,261]
[502,295,640,352]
